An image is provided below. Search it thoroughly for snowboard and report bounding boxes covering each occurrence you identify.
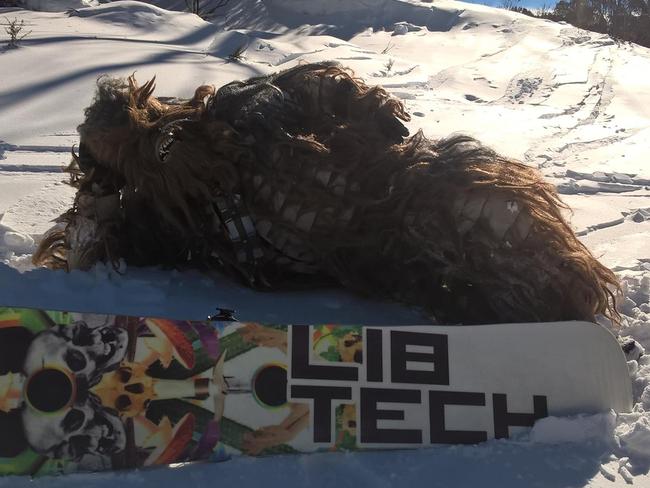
[0,306,633,476]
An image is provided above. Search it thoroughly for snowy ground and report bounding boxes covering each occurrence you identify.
[0,0,649,486]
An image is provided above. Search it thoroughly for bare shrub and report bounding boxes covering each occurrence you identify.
[185,0,229,20]
[227,41,248,62]
[4,17,31,48]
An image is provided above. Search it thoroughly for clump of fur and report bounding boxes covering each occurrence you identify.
[34,63,620,325]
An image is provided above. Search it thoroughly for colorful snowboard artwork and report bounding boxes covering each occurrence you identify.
[0,307,633,476]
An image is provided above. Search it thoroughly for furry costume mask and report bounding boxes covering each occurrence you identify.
[34,62,619,325]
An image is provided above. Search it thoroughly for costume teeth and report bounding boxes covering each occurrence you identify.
[158,134,175,161]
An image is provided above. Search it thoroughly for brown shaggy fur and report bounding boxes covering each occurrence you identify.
[34,62,620,325]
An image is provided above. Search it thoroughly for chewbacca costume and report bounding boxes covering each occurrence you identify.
[33,62,618,325]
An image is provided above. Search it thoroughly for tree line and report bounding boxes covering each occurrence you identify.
[507,0,650,48]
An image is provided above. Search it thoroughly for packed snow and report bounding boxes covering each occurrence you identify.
[0,0,649,486]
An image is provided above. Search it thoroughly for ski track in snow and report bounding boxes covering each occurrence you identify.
[0,0,649,486]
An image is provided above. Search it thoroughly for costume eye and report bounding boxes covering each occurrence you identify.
[65,349,88,372]
[71,323,93,346]
[62,409,86,433]
[100,327,117,343]
[115,395,132,412]
[98,437,114,453]
[353,350,362,364]
[117,366,132,383]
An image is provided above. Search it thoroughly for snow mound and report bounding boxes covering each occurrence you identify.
[207,30,352,67]
[208,31,259,59]
[268,0,457,30]
[223,0,522,38]
[530,412,616,445]
[207,30,298,65]
[19,0,98,11]
[617,413,650,460]
[69,0,196,27]
[0,222,34,261]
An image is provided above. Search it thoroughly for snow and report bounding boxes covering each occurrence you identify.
[0,0,649,485]
[529,412,617,445]
[19,0,99,12]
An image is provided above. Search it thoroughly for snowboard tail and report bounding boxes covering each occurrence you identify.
[0,306,632,476]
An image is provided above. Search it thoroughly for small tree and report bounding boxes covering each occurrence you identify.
[536,2,552,17]
[227,41,248,62]
[500,0,521,10]
[551,0,574,20]
[185,0,230,20]
[4,17,31,48]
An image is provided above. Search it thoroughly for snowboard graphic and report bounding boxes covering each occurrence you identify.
[0,307,633,476]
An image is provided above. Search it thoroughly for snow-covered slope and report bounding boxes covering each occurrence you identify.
[19,0,99,11]
[0,0,649,486]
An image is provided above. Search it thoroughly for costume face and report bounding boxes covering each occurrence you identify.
[22,398,126,464]
[83,115,197,180]
[92,363,155,418]
[23,322,128,381]
[78,77,246,243]
[78,77,226,191]
[18,321,129,467]
[338,332,363,364]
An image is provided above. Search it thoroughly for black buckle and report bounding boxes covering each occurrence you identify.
[208,308,237,321]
